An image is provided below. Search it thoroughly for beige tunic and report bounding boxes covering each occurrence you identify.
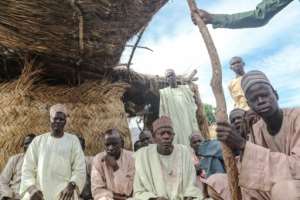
[205,173,270,200]
[228,77,249,110]
[0,153,24,199]
[239,108,300,199]
[206,108,300,200]
[91,149,135,200]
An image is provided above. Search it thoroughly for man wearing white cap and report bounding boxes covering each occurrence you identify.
[20,104,86,200]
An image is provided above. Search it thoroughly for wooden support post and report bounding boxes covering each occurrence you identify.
[187,1,242,200]
[190,83,210,139]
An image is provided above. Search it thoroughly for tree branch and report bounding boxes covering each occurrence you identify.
[125,45,153,52]
[187,1,242,200]
[126,26,147,70]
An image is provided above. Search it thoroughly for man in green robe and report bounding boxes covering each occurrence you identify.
[193,0,296,29]
[133,116,202,200]
[159,69,199,146]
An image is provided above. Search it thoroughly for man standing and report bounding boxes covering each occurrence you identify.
[217,70,300,200]
[193,0,296,29]
[159,69,199,146]
[228,57,249,111]
[133,116,202,200]
[91,129,135,200]
[0,134,35,200]
[20,104,86,200]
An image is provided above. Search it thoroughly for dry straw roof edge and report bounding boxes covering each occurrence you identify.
[0,0,168,81]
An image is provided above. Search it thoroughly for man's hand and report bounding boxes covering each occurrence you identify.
[58,182,75,200]
[104,155,119,171]
[216,121,246,151]
[30,191,44,200]
[191,9,213,25]
[245,110,260,125]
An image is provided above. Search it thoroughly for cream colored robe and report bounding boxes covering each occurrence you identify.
[239,108,300,199]
[20,133,86,200]
[91,149,135,200]
[159,85,199,146]
[228,76,249,110]
[0,153,24,199]
[133,144,202,200]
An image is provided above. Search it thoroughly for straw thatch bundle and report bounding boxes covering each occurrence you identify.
[0,62,131,170]
[0,0,167,81]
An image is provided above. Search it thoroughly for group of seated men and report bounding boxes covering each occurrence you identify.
[0,69,299,200]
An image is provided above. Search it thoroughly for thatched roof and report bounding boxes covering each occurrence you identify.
[118,67,199,117]
[0,63,131,170]
[0,0,168,82]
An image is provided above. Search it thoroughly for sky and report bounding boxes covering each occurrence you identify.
[121,0,300,111]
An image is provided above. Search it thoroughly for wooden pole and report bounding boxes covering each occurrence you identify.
[190,83,210,139]
[187,1,242,200]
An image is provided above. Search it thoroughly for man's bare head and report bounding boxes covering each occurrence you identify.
[189,132,203,152]
[230,56,245,76]
[229,108,246,139]
[139,129,154,147]
[104,129,122,159]
[23,134,36,152]
[165,69,177,88]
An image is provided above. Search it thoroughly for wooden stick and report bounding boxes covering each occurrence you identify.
[187,69,198,82]
[125,45,153,52]
[187,1,242,200]
[190,83,210,139]
[126,26,147,70]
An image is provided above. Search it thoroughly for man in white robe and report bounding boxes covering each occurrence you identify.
[159,69,199,146]
[133,116,202,200]
[20,104,86,200]
[0,134,35,200]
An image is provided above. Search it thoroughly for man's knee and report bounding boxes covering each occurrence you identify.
[271,180,300,200]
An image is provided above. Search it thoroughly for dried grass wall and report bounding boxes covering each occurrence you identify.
[0,66,131,170]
